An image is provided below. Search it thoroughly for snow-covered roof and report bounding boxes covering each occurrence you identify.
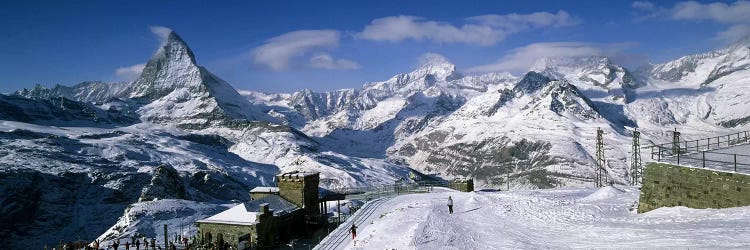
[277,171,318,178]
[196,195,300,226]
[249,186,279,193]
[244,195,299,216]
[196,203,259,226]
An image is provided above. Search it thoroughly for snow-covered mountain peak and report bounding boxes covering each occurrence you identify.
[528,55,639,102]
[161,31,197,64]
[530,56,612,72]
[648,39,750,85]
[410,53,459,82]
[513,71,552,95]
[128,31,205,100]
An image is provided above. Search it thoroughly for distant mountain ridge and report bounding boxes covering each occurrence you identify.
[5,30,750,249]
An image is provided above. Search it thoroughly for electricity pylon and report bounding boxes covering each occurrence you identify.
[596,128,608,187]
[631,128,642,185]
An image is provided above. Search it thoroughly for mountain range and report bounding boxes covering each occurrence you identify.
[2,31,750,248]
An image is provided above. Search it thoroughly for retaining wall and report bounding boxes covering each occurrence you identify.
[638,162,750,213]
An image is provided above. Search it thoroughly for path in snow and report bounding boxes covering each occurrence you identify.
[340,186,750,249]
[315,197,393,250]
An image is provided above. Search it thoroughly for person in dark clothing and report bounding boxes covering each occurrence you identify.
[113,240,120,250]
[125,241,130,250]
[447,196,453,214]
[135,239,140,250]
[350,224,358,239]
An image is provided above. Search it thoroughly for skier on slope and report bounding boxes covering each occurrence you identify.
[448,196,453,214]
[350,224,358,239]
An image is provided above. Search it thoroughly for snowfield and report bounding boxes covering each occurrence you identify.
[345,187,750,249]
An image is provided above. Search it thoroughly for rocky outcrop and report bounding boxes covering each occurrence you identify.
[139,165,190,202]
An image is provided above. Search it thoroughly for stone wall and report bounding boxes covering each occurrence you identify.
[638,162,750,213]
[195,223,256,250]
[249,192,275,201]
[278,179,304,207]
[277,173,319,216]
[449,179,474,192]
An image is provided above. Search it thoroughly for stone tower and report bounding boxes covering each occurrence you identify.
[277,171,320,216]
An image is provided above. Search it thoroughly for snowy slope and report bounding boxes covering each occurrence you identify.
[531,56,640,103]
[346,187,750,249]
[16,81,132,103]
[625,39,750,143]
[394,72,630,188]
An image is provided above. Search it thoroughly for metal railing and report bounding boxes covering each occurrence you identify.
[645,130,750,174]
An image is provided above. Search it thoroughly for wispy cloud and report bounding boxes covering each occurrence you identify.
[466,42,640,74]
[358,11,579,46]
[671,1,750,23]
[633,1,750,42]
[309,53,360,70]
[251,30,359,71]
[114,63,145,81]
[112,26,172,81]
[632,1,657,11]
[149,25,172,43]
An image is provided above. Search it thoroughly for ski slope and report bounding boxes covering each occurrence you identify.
[342,187,750,249]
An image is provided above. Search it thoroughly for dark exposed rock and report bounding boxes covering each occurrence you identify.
[139,165,190,202]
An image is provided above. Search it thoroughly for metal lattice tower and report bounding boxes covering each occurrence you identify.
[672,128,681,155]
[595,128,608,187]
[630,128,642,185]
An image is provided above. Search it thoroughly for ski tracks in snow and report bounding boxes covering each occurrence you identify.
[411,197,479,249]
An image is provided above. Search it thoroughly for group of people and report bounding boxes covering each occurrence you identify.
[119,236,157,250]
[96,237,167,250]
[51,237,176,250]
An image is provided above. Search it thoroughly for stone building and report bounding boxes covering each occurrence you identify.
[195,171,321,249]
[249,187,279,200]
[449,178,474,192]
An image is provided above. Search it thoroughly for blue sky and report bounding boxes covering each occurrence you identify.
[2,0,749,94]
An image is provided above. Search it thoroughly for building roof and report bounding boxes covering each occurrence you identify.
[244,195,299,216]
[276,171,318,178]
[318,187,345,201]
[249,186,279,193]
[196,203,259,226]
[196,195,300,226]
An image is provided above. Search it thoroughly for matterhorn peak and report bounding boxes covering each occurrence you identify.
[158,31,197,64]
[128,30,203,100]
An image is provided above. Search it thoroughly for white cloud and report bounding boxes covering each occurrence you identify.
[671,1,750,23]
[717,24,750,42]
[149,25,172,43]
[251,30,358,71]
[633,1,750,42]
[115,63,146,81]
[466,42,639,74]
[358,11,579,46]
[632,1,656,11]
[418,53,451,66]
[309,53,360,70]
